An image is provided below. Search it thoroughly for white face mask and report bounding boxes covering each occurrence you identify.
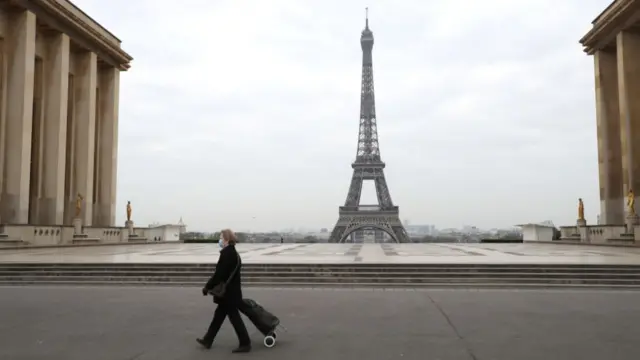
[218,238,225,248]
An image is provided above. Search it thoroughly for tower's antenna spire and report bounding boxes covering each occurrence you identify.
[365,7,369,28]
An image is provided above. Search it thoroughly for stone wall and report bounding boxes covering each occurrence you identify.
[559,224,638,244]
[0,223,179,247]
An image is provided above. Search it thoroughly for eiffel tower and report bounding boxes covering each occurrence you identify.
[328,10,410,244]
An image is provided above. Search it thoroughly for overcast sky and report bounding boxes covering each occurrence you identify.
[75,0,612,232]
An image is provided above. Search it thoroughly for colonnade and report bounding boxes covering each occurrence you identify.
[0,9,121,226]
[593,29,640,225]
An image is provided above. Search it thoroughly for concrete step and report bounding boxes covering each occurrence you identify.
[3,263,640,288]
[0,270,639,279]
[2,279,640,289]
[3,263,640,269]
[3,265,640,273]
[3,275,640,285]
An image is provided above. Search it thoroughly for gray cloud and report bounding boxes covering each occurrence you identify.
[75,0,611,231]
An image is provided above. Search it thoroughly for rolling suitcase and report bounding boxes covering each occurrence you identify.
[239,298,283,348]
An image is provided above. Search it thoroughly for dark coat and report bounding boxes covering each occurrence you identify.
[204,244,243,304]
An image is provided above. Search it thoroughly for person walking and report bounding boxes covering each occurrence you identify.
[197,229,251,353]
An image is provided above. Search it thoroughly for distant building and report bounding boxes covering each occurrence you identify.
[146,217,187,241]
[405,224,436,236]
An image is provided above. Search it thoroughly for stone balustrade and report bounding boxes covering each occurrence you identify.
[0,223,182,247]
[558,224,638,245]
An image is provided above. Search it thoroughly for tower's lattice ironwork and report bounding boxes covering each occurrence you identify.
[328,11,410,243]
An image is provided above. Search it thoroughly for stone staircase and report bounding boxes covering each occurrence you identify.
[1,263,640,288]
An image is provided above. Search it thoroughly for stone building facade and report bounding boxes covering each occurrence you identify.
[0,0,132,227]
[580,0,640,225]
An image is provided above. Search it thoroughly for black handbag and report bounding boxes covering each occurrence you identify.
[208,253,240,298]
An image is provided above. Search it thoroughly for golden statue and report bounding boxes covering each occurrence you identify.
[75,193,84,217]
[578,198,585,220]
[126,201,132,222]
[628,189,635,215]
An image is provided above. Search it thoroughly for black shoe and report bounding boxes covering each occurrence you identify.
[232,345,251,353]
[196,338,212,349]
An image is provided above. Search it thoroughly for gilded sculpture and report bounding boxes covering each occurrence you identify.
[126,201,132,222]
[75,193,84,218]
[628,189,635,215]
[578,198,585,220]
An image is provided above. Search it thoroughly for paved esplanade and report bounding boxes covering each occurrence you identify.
[2,243,640,264]
[1,286,639,360]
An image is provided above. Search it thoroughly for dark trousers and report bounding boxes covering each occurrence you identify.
[203,301,251,346]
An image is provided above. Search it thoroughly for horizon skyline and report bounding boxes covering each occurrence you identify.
[181,222,526,234]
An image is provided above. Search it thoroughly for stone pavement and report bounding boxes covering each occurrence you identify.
[1,286,639,360]
[2,243,640,264]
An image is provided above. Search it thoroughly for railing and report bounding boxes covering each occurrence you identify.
[357,205,381,211]
[340,206,399,212]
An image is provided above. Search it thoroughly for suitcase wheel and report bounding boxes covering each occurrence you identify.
[263,334,276,348]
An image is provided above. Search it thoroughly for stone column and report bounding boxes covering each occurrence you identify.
[71,51,97,225]
[594,49,624,225]
[39,33,70,225]
[617,30,640,212]
[0,10,36,224]
[94,67,120,226]
[0,38,6,218]
[29,56,45,224]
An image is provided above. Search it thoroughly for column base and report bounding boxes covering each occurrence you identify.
[576,219,587,227]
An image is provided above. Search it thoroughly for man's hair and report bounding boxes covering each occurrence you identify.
[221,229,238,245]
